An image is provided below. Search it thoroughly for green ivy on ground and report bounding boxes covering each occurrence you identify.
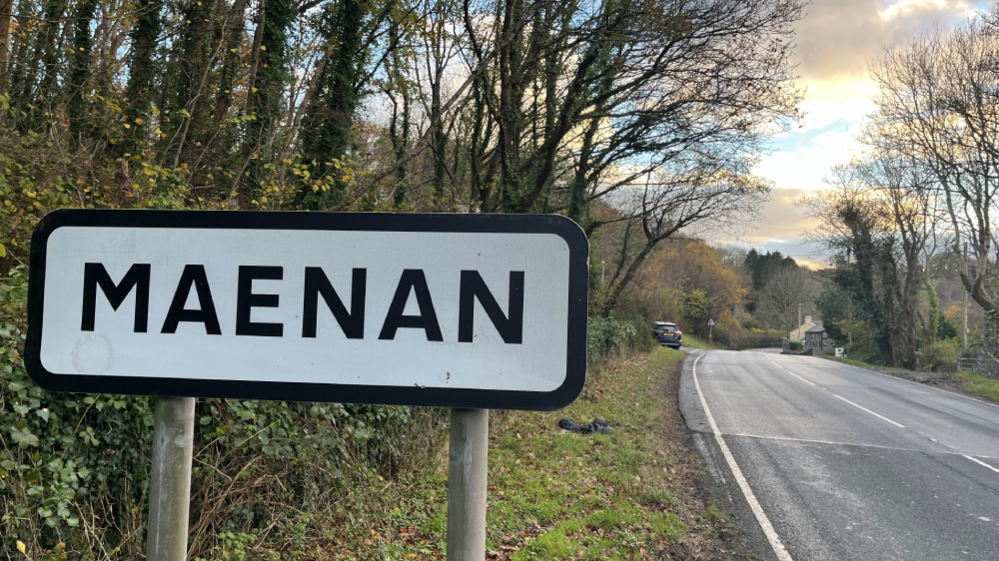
[0,266,447,559]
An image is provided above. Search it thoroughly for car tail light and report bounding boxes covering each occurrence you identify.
[675,330,682,335]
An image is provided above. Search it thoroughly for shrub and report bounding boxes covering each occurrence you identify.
[587,317,630,366]
[0,266,446,557]
[717,325,785,350]
[789,341,803,352]
[918,339,960,373]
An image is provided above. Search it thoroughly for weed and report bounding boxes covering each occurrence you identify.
[704,502,729,524]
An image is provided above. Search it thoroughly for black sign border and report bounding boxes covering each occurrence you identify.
[25,210,588,411]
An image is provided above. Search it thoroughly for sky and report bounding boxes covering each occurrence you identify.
[714,0,992,268]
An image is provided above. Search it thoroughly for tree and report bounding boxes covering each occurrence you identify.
[803,159,933,369]
[755,265,812,332]
[745,249,797,292]
[630,240,748,335]
[867,14,999,350]
[122,0,166,154]
[598,170,769,316]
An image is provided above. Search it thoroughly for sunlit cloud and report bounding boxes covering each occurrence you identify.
[740,0,986,254]
[880,0,967,21]
[757,129,863,190]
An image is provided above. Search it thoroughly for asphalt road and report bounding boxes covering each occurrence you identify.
[678,350,999,561]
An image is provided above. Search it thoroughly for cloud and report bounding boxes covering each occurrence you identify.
[754,0,985,187]
[739,0,989,267]
[757,127,862,190]
[786,0,977,134]
[881,0,962,20]
[706,188,831,266]
[795,0,974,85]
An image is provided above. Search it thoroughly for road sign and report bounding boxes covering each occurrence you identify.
[26,210,588,411]
[707,318,716,327]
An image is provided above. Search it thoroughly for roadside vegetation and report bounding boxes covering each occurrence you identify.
[791,9,999,379]
[0,0,812,553]
[677,335,722,350]
[954,372,999,403]
[373,347,731,561]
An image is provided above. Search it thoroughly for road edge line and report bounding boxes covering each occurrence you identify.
[963,454,999,475]
[691,354,795,561]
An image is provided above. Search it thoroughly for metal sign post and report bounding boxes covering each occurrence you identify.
[146,396,196,561]
[707,318,715,344]
[25,210,589,561]
[447,408,489,561]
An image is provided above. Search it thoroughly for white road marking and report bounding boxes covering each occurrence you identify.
[726,433,999,460]
[962,454,999,475]
[832,394,906,428]
[692,355,795,561]
[726,433,930,453]
[767,355,904,428]
[813,356,999,411]
[766,355,816,386]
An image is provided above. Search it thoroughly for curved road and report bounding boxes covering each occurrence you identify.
[678,350,999,561]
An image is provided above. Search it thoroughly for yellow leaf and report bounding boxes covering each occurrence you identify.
[0,245,6,258]
[260,45,267,51]
[16,541,25,554]
[155,128,163,135]
[123,123,131,129]
[135,117,143,125]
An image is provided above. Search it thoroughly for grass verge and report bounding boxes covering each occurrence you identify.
[682,334,722,350]
[954,371,999,402]
[825,355,909,371]
[335,346,739,560]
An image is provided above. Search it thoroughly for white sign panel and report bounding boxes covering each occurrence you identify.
[26,211,588,410]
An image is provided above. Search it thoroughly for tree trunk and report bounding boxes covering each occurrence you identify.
[122,0,165,154]
[299,0,365,209]
[68,0,97,135]
[214,0,248,126]
[0,0,12,93]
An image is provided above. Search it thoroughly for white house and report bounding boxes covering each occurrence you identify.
[789,315,821,343]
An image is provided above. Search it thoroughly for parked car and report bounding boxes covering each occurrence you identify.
[652,321,682,349]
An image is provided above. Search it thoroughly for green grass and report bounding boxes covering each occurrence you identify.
[955,371,999,402]
[824,355,909,371]
[360,347,692,560]
[681,334,723,350]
